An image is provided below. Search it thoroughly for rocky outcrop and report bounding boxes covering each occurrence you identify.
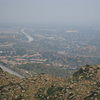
[0,65,100,100]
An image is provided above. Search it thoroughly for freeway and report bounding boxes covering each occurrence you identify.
[0,64,24,78]
[21,29,33,42]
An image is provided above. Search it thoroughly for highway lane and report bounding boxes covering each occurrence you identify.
[21,29,33,42]
[0,64,24,78]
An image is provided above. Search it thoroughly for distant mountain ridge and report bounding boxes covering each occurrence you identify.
[0,65,100,100]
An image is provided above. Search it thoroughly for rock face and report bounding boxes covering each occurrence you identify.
[0,65,100,100]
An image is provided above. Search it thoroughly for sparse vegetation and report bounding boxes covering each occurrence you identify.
[0,65,100,100]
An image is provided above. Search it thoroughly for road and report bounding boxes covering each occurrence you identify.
[0,64,24,78]
[21,29,33,42]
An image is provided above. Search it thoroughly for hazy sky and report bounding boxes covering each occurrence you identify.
[0,0,100,25]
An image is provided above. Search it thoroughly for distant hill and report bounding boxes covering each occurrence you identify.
[0,65,100,100]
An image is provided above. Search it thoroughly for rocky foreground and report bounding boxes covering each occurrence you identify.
[0,65,100,100]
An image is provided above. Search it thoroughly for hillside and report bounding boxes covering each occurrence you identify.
[0,65,100,100]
